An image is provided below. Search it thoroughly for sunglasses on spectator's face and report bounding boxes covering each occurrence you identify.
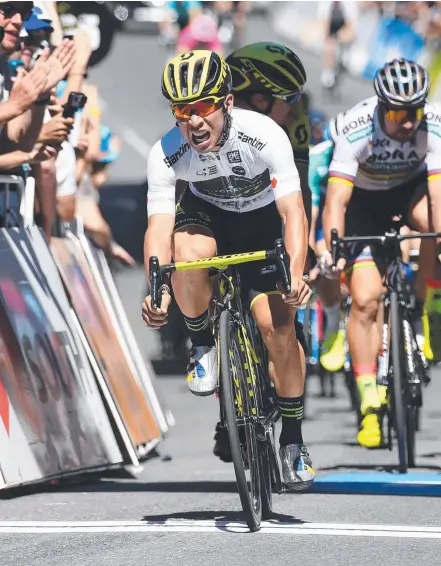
[0,2,33,21]
[274,91,302,104]
[384,107,424,123]
[172,96,225,120]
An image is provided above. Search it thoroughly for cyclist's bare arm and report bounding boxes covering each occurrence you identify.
[276,191,308,279]
[145,138,177,282]
[144,214,174,281]
[323,179,353,250]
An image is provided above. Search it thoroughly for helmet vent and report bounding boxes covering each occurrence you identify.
[179,62,189,97]
[167,64,178,98]
[193,58,205,95]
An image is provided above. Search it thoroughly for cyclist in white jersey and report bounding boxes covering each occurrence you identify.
[323,59,441,448]
[143,50,315,490]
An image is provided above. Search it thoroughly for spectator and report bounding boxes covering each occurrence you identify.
[318,1,358,89]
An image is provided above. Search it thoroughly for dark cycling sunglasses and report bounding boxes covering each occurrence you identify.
[0,2,33,21]
[383,106,424,123]
[274,91,303,104]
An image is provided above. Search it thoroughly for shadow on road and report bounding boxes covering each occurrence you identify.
[29,480,242,495]
[0,479,246,500]
[142,510,301,524]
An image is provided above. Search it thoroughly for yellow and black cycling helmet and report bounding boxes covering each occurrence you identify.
[226,42,307,99]
[162,50,232,103]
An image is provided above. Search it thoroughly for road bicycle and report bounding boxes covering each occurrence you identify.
[149,239,293,532]
[331,226,440,472]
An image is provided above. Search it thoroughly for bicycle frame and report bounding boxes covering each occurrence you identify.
[148,238,290,517]
[149,238,291,309]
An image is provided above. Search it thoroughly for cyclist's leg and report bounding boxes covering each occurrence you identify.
[344,187,393,447]
[346,255,383,447]
[240,203,313,490]
[407,181,441,361]
[171,189,218,395]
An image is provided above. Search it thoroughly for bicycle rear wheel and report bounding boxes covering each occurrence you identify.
[403,315,424,468]
[219,310,262,531]
[390,291,407,473]
[406,406,417,468]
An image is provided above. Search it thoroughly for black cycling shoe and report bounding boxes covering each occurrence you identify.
[213,422,232,463]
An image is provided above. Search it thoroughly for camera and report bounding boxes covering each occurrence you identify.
[62,92,88,118]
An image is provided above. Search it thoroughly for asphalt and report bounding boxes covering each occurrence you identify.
[1,9,441,566]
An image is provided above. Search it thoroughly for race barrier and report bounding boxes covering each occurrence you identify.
[0,200,172,491]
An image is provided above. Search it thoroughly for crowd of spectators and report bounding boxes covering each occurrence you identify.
[0,1,133,264]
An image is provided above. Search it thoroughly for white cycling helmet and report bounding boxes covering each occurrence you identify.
[374,58,429,108]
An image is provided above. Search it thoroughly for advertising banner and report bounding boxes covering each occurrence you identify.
[15,226,125,462]
[0,228,123,488]
[51,235,162,452]
[77,229,174,436]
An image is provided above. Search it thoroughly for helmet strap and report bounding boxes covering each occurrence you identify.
[217,103,232,148]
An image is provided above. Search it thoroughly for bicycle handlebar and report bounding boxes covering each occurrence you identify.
[331,228,441,267]
[149,238,291,309]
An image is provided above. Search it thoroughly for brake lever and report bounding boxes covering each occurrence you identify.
[330,228,340,270]
[275,239,291,294]
[149,256,162,309]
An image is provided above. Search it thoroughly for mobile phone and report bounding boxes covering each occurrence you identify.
[62,92,88,118]
[8,60,25,78]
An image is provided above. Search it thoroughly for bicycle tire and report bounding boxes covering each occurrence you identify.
[390,291,407,473]
[219,310,262,531]
[249,319,274,520]
[403,315,424,468]
[259,436,273,520]
[406,406,417,468]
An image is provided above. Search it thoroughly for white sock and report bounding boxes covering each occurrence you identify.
[323,303,340,335]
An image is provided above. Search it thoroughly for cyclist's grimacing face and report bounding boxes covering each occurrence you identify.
[176,93,234,152]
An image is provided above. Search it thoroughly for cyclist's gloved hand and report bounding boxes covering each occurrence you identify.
[321,249,346,278]
[142,289,172,329]
[277,276,311,308]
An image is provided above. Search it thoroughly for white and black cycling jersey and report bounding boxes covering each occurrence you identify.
[329,96,441,191]
[147,107,301,216]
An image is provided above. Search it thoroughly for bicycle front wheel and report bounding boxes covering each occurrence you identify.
[390,291,407,473]
[219,310,262,531]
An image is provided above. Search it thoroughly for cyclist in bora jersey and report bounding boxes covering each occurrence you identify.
[323,59,441,448]
[142,50,315,490]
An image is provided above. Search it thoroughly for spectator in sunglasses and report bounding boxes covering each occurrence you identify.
[0,1,34,53]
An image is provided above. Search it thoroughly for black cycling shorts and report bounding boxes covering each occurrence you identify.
[344,172,427,271]
[174,188,307,354]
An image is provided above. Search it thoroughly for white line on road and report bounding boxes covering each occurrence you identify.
[1,520,441,538]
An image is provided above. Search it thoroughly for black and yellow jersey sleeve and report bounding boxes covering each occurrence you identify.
[282,99,310,166]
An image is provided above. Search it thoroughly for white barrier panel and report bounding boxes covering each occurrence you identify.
[19,226,137,464]
[51,232,162,455]
[75,224,175,436]
[0,228,123,489]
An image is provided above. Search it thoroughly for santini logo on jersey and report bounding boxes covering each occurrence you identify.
[163,142,190,167]
[238,131,267,151]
